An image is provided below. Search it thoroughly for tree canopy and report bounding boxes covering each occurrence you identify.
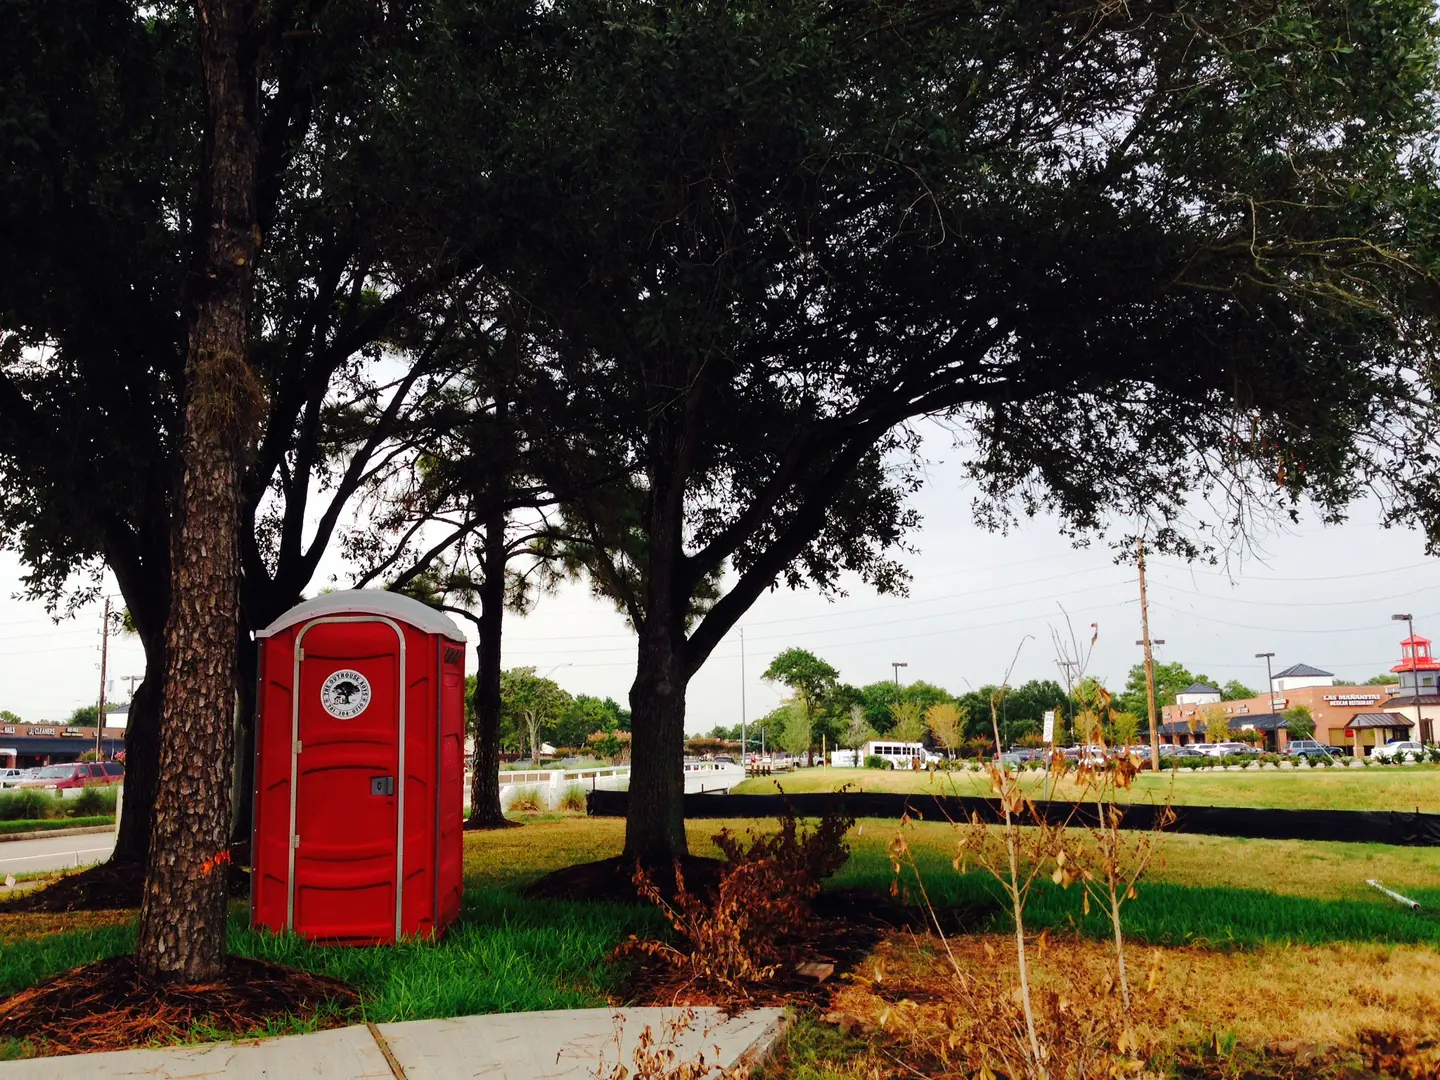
[499,667,572,762]
[1283,705,1316,741]
[1118,662,1212,716]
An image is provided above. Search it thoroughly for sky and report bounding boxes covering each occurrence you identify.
[3,441,1439,731]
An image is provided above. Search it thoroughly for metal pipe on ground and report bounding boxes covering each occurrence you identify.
[1366,878,1421,909]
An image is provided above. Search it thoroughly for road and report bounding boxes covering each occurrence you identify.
[0,831,116,876]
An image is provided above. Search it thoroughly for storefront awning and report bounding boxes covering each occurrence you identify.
[1344,712,1413,730]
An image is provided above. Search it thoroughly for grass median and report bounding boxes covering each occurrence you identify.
[734,761,1440,812]
[0,817,114,837]
[3,814,1440,1061]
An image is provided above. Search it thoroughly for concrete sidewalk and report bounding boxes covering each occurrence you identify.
[0,1006,788,1079]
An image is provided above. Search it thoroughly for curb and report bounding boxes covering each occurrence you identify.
[735,1008,791,1070]
[0,825,116,844]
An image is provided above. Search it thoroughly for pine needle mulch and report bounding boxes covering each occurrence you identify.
[0,956,358,1056]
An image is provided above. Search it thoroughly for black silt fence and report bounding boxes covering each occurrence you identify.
[585,790,1440,847]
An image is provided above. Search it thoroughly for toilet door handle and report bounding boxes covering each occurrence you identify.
[370,776,395,796]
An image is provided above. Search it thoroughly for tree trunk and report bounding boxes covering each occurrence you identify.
[231,626,258,849]
[466,509,509,828]
[113,652,162,864]
[106,525,170,866]
[624,628,689,861]
[134,0,260,983]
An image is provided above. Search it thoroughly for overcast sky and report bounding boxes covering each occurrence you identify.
[3,443,1438,730]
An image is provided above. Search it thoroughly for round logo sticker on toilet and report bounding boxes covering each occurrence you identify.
[320,669,372,719]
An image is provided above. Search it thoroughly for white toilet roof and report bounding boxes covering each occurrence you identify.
[257,589,467,642]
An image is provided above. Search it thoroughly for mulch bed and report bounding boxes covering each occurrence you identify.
[0,955,357,1056]
[522,854,727,904]
[1,857,250,914]
[462,816,524,832]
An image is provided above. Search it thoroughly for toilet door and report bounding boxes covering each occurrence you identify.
[288,617,406,942]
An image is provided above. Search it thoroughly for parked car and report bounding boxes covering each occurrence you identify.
[1213,742,1262,757]
[0,767,29,788]
[20,761,124,791]
[1158,745,1205,758]
[1285,740,1343,759]
[1372,740,1427,762]
[1190,742,1221,757]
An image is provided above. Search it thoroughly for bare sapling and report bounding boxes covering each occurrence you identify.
[1050,632,1175,1058]
[986,684,1046,1071]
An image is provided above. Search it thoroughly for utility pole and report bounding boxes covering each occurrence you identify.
[96,596,111,761]
[1135,537,1161,771]
[1056,659,1081,744]
[739,627,747,768]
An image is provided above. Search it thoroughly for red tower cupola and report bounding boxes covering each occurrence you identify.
[1391,634,1440,675]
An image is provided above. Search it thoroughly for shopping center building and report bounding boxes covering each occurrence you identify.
[1158,633,1439,755]
[0,722,125,768]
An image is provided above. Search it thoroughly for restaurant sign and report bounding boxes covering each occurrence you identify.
[1323,693,1384,706]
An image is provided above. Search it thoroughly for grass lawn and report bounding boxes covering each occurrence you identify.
[0,817,114,837]
[733,762,1440,812]
[3,814,1440,1064]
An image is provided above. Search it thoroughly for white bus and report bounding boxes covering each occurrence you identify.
[826,740,936,768]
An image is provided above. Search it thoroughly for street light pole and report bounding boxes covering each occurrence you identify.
[739,627,747,768]
[96,596,111,761]
[891,661,907,688]
[1256,652,1276,749]
[1392,614,1423,744]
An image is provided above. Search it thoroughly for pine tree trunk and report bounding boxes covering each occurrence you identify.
[624,629,689,861]
[466,508,508,828]
[134,0,260,983]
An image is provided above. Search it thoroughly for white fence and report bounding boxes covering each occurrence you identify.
[492,766,631,812]
[484,760,746,812]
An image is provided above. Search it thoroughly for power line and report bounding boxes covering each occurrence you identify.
[0,626,98,642]
[511,598,1139,668]
[1149,558,1440,583]
[1147,601,1440,635]
[1148,580,1440,608]
[497,576,1137,656]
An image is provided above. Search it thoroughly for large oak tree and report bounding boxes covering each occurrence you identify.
[466,0,1440,860]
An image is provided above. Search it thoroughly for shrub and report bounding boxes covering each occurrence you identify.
[1427,746,1440,764]
[506,785,544,813]
[624,805,855,994]
[1237,757,1253,769]
[0,788,52,821]
[68,785,113,817]
[557,784,587,813]
[864,755,893,770]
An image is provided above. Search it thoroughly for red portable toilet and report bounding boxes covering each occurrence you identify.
[250,590,467,943]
